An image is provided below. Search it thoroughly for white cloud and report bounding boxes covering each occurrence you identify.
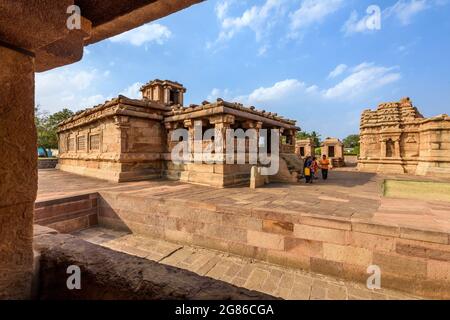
[120,82,144,99]
[79,94,107,107]
[207,88,232,101]
[208,63,401,137]
[384,0,449,25]
[109,23,171,46]
[324,62,401,99]
[235,79,308,105]
[215,0,231,20]
[215,62,400,107]
[384,0,428,25]
[342,10,372,35]
[258,44,269,56]
[327,64,348,79]
[289,0,344,37]
[36,68,110,112]
[208,0,285,49]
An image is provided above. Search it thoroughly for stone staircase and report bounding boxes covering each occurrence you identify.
[279,153,304,181]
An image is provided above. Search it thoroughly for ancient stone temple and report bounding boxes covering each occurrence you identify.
[295,138,315,158]
[57,79,300,187]
[358,97,450,176]
[321,138,345,167]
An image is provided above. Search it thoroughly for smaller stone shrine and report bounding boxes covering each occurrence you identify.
[295,138,315,158]
[321,138,345,167]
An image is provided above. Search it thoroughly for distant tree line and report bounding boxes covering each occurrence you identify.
[35,105,74,156]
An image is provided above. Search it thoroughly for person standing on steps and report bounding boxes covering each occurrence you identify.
[320,154,331,180]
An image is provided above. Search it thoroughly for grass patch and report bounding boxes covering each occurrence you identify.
[384,180,450,202]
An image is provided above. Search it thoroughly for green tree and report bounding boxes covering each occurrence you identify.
[35,106,74,155]
[296,130,321,147]
[343,134,360,148]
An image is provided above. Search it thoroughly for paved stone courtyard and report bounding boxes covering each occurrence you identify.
[36,169,450,299]
[73,227,419,300]
[38,168,450,233]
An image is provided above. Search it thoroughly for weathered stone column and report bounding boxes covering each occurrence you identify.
[178,91,184,106]
[164,87,171,104]
[380,139,387,158]
[0,45,36,299]
[242,120,262,165]
[183,119,195,161]
[210,115,235,164]
[394,139,401,158]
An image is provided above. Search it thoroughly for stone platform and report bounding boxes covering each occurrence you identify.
[37,169,450,299]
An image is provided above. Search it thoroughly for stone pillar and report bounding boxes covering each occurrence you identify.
[255,121,263,156]
[0,45,36,299]
[164,87,170,104]
[178,91,184,106]
[380,139,387,158]
[242,120,262,165]
[394,139,401,158]
[183,119,195,156]
[210,115,235,164]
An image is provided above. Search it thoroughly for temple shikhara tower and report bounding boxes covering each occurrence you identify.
[358,97,450,177]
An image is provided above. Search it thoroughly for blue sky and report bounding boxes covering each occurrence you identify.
[36,0,450,139]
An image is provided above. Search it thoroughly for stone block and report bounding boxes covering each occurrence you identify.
[350,232,395,252]
[201,223,247,243]
[395,239,450,261]
[293,224,350,245]
[247,230,285,251]
[310,258,344,278]
[427,260,450,281]
[222,214,262,231]
[193,234,229,253]
[284,237,323,258]
[373,252,427,278]
[250,166,265,189]
[262,219,294,235]
[352,221,400,237]
[266,250,310,270]
[322,243,372,266]
[47,216,89,233]
[164,229,194,245]
[298,215,351,231]
[399,227,449,244]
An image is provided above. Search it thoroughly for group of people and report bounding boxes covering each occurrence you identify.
[303,155,331,184]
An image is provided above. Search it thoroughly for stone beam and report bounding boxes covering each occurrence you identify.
[0,1,203,72]
[164,106,299,130]
[83,0,204,45]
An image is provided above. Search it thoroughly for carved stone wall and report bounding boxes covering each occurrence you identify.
[57,98,166,182]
